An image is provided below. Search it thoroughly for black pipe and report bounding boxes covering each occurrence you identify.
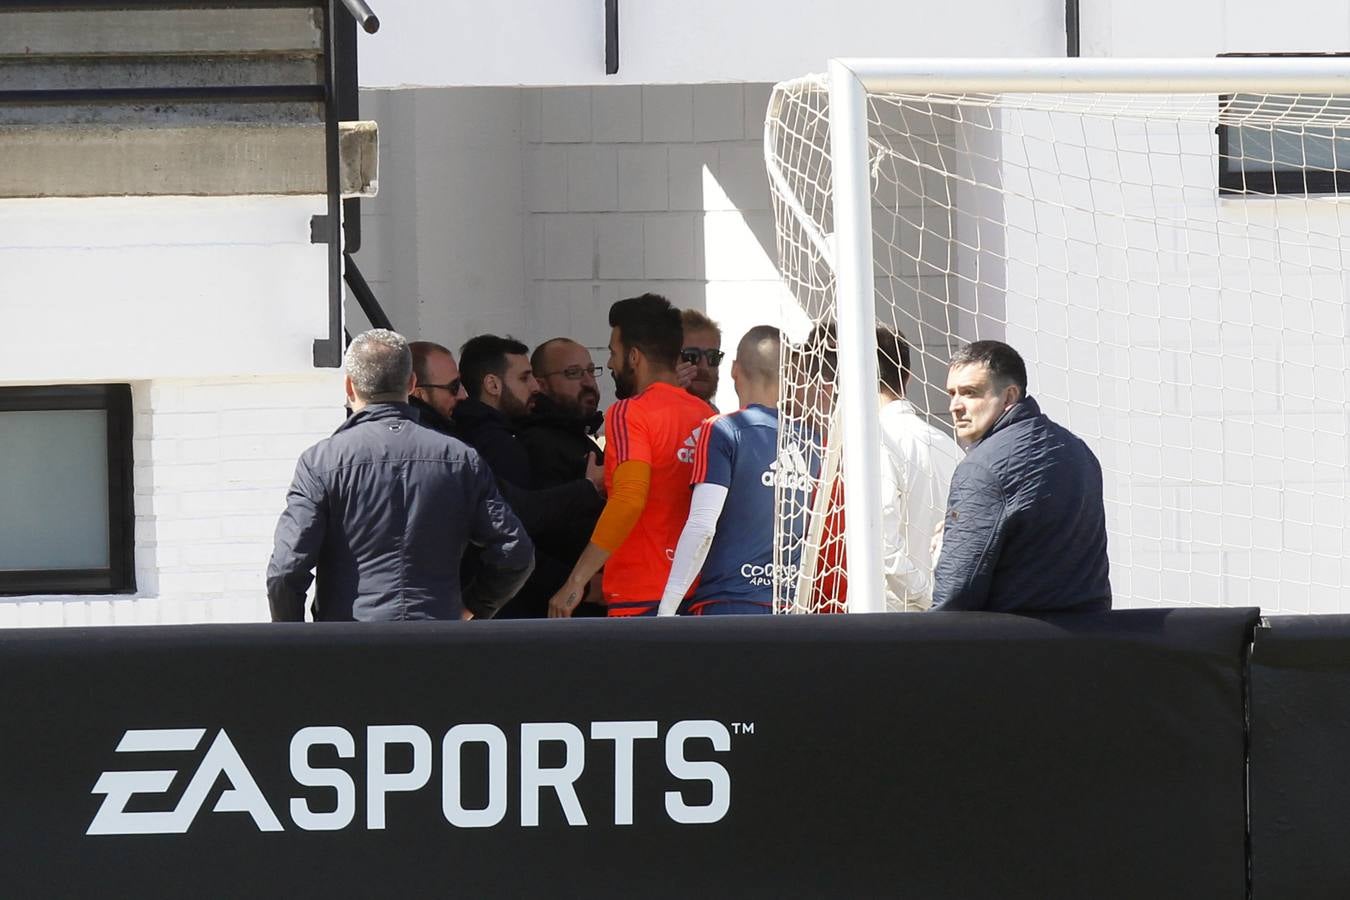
[605,0,618,75]
[313,0,345,367]
[1066,0,1080,57]
[344,253,394,331]
[338,0,379,33]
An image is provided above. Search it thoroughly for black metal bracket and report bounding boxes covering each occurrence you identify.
[1066,0,1080,58]
[605,0,618,75]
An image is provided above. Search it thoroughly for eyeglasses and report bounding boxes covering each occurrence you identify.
[680,347,725,366]
[538,365,603,380]
[420,379,463,394]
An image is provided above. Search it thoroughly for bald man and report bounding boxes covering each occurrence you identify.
[659,325,802,616]
[519,337,604,489]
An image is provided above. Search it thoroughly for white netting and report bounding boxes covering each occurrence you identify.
[768,73,1350,614]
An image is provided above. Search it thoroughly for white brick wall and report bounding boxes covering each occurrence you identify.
[0,372,343,628]
[356,82,803,413]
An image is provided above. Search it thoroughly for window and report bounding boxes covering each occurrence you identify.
[1218,52,1350,195]
[0,385,135,595]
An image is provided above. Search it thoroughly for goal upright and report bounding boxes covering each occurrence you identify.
[767,57,1350,614]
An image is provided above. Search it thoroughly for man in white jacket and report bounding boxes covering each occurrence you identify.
[877,327,962,611]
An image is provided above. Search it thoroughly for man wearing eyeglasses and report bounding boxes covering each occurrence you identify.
[677,308,724,407]
[520,338,605,490]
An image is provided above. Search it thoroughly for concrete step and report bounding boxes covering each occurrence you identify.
[0,8,323,58]
[0,120,378,198]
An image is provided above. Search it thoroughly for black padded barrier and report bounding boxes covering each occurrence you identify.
[1249,614,1350,899]
[0,608,1256,899]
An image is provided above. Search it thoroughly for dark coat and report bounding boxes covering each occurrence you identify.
[266,402,534,622]
[453,398,532,487]
[931,396,1111,613]
[517,395,604,489]
[413,396,604,618]
[412,397,602,535]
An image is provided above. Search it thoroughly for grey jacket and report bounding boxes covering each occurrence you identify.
[266,402,534,622]
[931,396,1110,613]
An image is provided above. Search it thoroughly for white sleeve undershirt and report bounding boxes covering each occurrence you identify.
[657,482,730,616]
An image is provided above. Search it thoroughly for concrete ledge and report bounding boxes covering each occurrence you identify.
[0,9,322,57]
[0,121,378,198]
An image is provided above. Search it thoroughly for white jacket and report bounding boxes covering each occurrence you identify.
[879,399,962,612]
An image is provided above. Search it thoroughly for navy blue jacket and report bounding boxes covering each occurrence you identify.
[931,396,1111,613]
[266,403,534,622]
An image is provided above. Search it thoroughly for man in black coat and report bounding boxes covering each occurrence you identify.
[420,337,605,618]
[519,337,605,489]
[266,330,533,622]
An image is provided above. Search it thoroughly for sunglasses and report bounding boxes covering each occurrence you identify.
[680,347,725,366]
[538,365,603,380]
[421,379,463,394]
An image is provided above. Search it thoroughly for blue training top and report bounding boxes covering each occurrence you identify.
[688,404,806,610]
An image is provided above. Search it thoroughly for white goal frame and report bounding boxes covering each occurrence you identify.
[819,56,1350,613]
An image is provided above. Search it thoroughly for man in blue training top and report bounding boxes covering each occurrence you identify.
[659,325,800,616]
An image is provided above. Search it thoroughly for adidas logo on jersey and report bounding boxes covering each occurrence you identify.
[676,427,702,464]
[762,446,814,490]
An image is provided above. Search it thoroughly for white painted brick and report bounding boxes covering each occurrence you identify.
[528,280,582,340]
[183,542,269,568]
[592,85,643,143]
[617,146,668,212]
[643,214,697,280]
[303,408,344,434]
[110,597,139,625]
[566,146,618,212]
[525,215,545,280]
[744,83,774,138]
[543,214,595,280]
[693,84,744,142]
[521,88,542,143]
[631,280,704,310]
[176,490,231,516]
[222,458,294,486]
[715,144,772,212]
[703,210,782,282]
[597,215,646,279]
[177,437,223,463]
[151,412,221,438]
[525,146,568,213]
[154,517,223,542]
[540,87,591,143]
[0,602,21,629]
[20,601,65,628]
[156,571,228,596]
[152,463,222,490]
[669,145,719,211]
[642,86,693,143]
[221,408,308,435]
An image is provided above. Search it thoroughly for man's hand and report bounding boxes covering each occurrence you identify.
[584,451,605,496]
[548,578,586,618]
[675,360,697,390]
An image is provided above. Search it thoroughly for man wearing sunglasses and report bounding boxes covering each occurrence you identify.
[677,308,724,407]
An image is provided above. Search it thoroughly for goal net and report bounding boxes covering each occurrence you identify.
[767,59,1350,614]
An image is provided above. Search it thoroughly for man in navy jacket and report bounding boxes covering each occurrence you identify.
[267,329,533,622]
[931,340,1110,613]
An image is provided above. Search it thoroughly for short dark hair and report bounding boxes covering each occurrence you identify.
[800,320,838,383]
[459,334,530,400]
[608,293,683,369]
[949,340,1028,394]
[530,337,577,375]
[876,326,912,396]
[409,340,453,386]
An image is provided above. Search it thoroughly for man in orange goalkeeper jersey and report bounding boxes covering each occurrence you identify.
[548,293,715,617]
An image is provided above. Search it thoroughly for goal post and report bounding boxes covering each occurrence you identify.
[768,57,1350,615]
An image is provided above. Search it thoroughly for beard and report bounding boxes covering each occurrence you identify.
[612,361,638,400]
[500,389,534,420]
